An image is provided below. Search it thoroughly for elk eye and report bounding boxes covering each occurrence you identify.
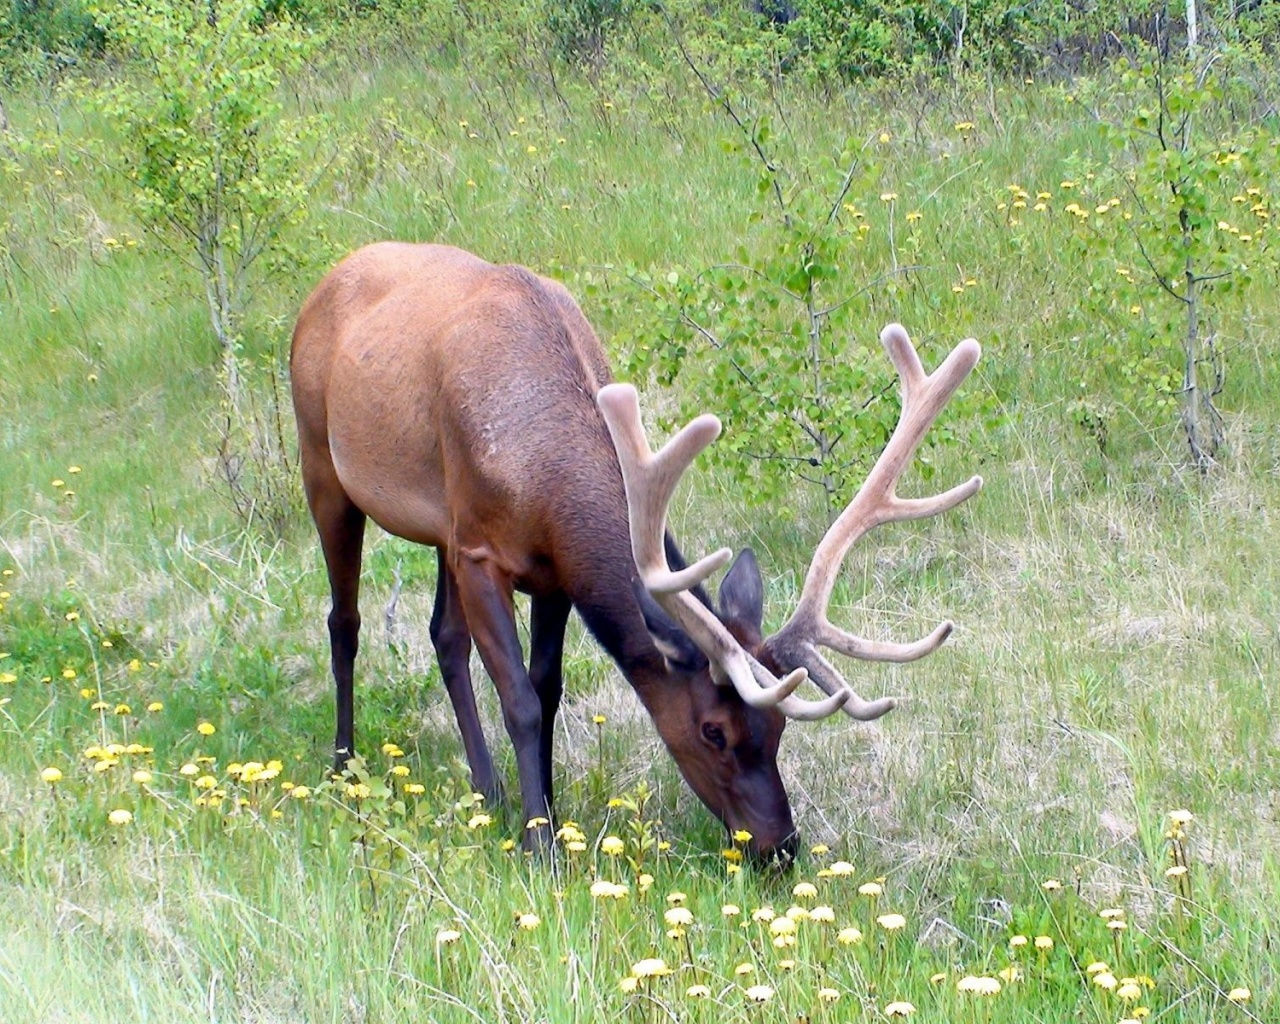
[701,722,727,751]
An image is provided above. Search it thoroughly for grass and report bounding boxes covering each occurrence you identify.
[1,29,1278,1024]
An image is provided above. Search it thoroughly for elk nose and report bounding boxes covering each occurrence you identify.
[751,828,799,867]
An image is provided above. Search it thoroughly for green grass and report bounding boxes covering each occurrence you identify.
[2,36,1278,1024]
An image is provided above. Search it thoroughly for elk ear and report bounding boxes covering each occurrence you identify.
[718,548,765,636]
[634,578,707,672]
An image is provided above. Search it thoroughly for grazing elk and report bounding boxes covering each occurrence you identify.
[290,242,981,859]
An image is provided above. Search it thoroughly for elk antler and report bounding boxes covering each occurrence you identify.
[765,324,983,720]
[597,384,852,721]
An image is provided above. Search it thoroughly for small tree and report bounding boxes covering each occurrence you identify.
[86,0,330,406]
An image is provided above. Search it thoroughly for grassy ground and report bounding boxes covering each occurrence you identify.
[1,38,1277,1024]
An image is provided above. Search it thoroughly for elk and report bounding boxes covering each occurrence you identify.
[290,242,981,859]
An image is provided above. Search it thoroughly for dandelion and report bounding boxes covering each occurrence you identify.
[1099,908,1125,920]
[956,975,1001,996]
[107,808,133,826]
[600,835,625,855]
[785,905,809,922]
[828,860,855,876]
[345,782,370,800]
[810,843,830,855]
[404,783,425,795]
[65,668,79,680]
[884,1001,916,1016]
[686,984,711,998]
[768,917,797,937]
[880,192,898,203]
[665,907,694,928]
[41,767,63,784]
[878,132,891,143]
[751,907,776,922]
[1042,879,1063,891]
[291,786,311,800]
[998,966,1021,983]
[666,892,686,905]
[197,722,216,736]
[1093,972,1118,991]
[592,714,606,724]
[1034,935,1054,951]
[515,913,541,931]
[722,904,741,917]
[859,881,884,897]
[744,984,774,1003]
[810,905,835,923]
[732,829,753,843]
[1086,962,1110,975]
[619,976,638,994]
[436,928,462,946]
[793,881,818,899]
[390,765,410,777]
[147,701,163,712]
[467,813,492,829]
[1226,987,1251,1003]
[1009,935,1028,949]
[1117,981,1142,1000]
[132,770,152,785]
[632,958,671,978]
[1168,809,1193,826]
[733,963,754,976]
[837,927,863,944]
[876,913,907,931]
[525,816,549,830]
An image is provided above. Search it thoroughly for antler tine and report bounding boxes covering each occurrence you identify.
[766,324,982,720]
[598,384,851,719]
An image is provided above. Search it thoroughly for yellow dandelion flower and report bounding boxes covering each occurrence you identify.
[722,904,741,917]
[956,975,1001,995]
[291,786,311,799]
[884,1001,915,1016]
[1042,878,1063,891]
[876,913,907,931]
[631,957,670,978]
[744,984,774,1003]
[828,860,855,876]
[404,783,425,794]
[810,843,830,855]
[1093,972,1118,990]
[600,835,625,855]
[792,881,818,899]
[768,916,796,936]
[880,192,898,202]
[525,816,549,829]
[619,976,638,994]
[859,881,884,897]
[733,962,754,976]
[107,808,133,826]
[810,905,835,923]
[345,782,370,800]
[1009,935,1028,949]
[665,907,694,928]
[592,714,606,724]
[1226,987,1251,1003]
[1099,908,1125,920]
[1035,935,1054,950]
[837,927,863,944]
[818,987,840,1002]
[751,907,776,922]
[686,984,711,998]
[998,965,1021,983]
[1117,982,1142,1000]
[1168,809,1193,826]
[41,767,64,783]
[436,928,461,946]
[515,912,540,930]
[1086,962,1110,975]
[132,770,152,785]
[196,722,215,736]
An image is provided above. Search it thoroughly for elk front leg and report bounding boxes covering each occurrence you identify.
[430,548,500,804]
[528,591,572,815]
[451,548,551,852]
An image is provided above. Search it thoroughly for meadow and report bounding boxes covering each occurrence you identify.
[1,14,1278,1023]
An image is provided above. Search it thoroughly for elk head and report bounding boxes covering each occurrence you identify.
[598,324,983,859]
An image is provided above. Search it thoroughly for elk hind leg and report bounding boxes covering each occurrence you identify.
[307,478,367,772]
